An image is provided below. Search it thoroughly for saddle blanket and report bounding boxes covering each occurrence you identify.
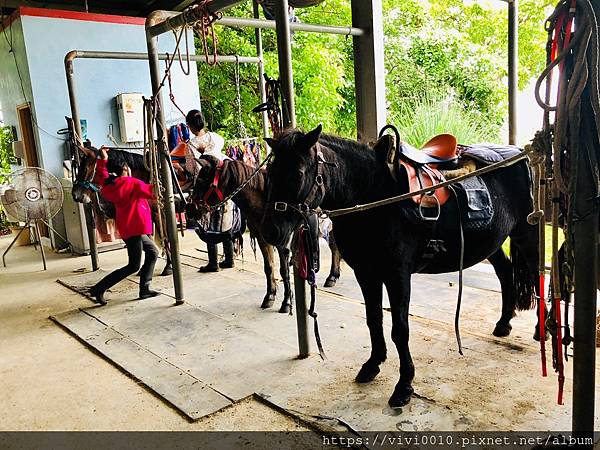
[459,143,522,165]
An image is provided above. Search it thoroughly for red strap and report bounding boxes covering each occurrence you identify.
[555,295,565,405]
[202,161,225,204]
[539,274,548,377]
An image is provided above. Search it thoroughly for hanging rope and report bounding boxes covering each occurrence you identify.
[189,0,221,66]
[533,0,600,405]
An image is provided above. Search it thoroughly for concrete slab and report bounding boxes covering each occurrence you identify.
[50,309,233,421]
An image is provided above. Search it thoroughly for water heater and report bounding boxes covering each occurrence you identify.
[116,93,144,143]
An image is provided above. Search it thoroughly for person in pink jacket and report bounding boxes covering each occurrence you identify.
[88,148,160,305]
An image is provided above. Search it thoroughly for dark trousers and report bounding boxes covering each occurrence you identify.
[93,235,158,294]
[207,240,234,267]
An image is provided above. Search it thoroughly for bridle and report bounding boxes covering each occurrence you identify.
[271,142,331,218]
[74,148,101,194]
[200,159,225,206]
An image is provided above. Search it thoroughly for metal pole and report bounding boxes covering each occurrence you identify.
[508,0,518,145]
[67,50,260,64]
[65,52,99,271]
[351,0,386,144]
[218,16,364,36]
[572,100,598,437]
[274,0,296,129]
[274,0,308,358]
[34,220,47,271]
[146,12,185,305]
[147,10,364,38]
[253,1,270,143]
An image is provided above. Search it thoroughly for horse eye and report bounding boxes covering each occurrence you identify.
[296,168,305,179]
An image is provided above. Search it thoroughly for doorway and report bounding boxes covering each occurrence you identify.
[16,103,47,237]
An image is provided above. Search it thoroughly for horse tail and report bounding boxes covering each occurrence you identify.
[511,239,536,311]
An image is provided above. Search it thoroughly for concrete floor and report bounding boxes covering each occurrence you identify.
[1,230,598,432]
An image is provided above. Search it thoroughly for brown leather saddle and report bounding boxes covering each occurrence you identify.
[391,134,457,219]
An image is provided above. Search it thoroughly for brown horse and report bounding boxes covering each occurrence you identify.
[190,155,343,313]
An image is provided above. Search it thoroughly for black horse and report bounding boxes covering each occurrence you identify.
[72,146,173,276]
[260,126,538,408]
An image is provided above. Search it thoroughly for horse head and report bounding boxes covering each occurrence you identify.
[186,155,224,221]
[72,143,100,204]
[260,125,324,247]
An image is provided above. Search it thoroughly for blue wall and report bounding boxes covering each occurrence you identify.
[21,14,201,177]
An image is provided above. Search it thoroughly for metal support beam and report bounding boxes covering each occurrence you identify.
[219,16,364,36]
[572,98,598,437]
[351,0,386,144]
[64,49,261,272]
[253,1,270,144]
[274,0,296,129]
[273,0,309,358]
[64,53,99,271]
[147,11,186,305]
[507,0,518,145]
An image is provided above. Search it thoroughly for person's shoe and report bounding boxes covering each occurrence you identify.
[198,264,219,273]
[219,260,235,269]
[139,289,161,299]
[88,288,107,306]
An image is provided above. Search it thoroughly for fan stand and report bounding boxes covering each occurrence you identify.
[2,219,69,271]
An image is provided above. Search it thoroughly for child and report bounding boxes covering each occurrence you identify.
[88,147,160,305]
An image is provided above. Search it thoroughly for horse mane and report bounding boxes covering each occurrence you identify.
[274,128,373,157]
[107,149,147,173]
[227,159,267,191]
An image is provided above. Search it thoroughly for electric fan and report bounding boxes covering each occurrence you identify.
[1,167,65,270]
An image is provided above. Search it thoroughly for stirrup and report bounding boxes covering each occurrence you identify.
[419,193,441,221]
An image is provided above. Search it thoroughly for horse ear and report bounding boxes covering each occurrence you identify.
[79,145,96,159]
[264,137,276,149]
[372,135,395,163]
[303,124,322,150]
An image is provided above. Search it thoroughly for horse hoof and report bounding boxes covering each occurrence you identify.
[355,363,381,383]
[279,304,291,314]
[261,297,275,309]
[161,267,173,276]
[388,384,414,408]
[324,276,338,288]
[492,323,512,337]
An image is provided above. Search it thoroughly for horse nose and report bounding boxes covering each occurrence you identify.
[260,217,284,246]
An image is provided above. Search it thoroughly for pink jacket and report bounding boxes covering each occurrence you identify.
[94,159,154,240]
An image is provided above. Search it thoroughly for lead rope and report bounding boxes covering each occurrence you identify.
[448,186,464,356]
[299,225,326,360]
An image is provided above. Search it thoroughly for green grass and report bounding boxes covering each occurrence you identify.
[391,94,499,147]
[501,225,564,265]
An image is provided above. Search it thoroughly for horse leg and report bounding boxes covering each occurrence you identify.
[257,237,277,309]
[488,248,516,337]
[384,268,415,408]
[354,269,386,383]
[324,230,342,288]
[276,246,293,314]
[161,252,173,276]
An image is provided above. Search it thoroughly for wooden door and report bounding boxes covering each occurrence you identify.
[16,104,47,237]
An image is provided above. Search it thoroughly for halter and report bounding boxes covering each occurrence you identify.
[272,142,329,217]
[201,160,225,206]
[75,148,101,193]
